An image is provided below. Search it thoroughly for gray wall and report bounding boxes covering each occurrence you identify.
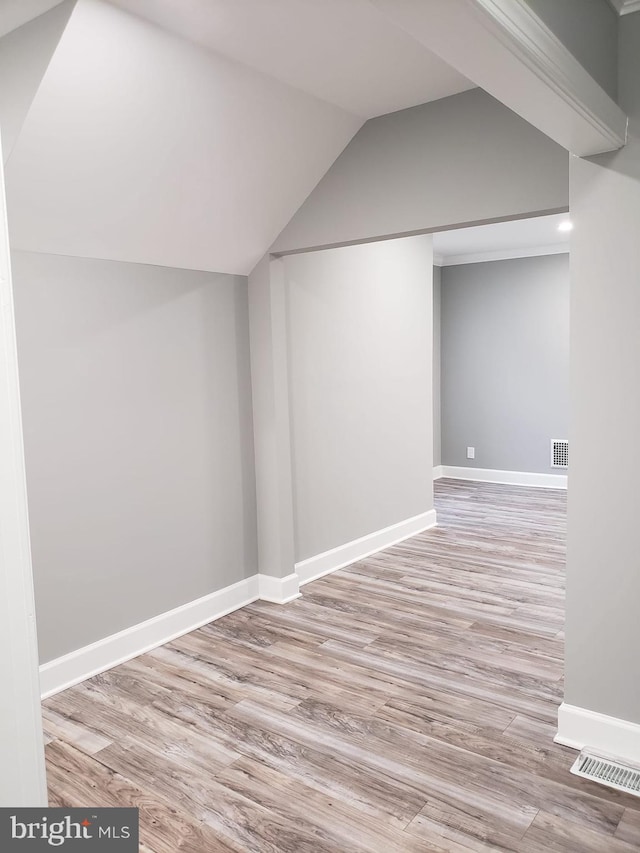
[272,89,568,255]
[433,265,442,468]
[565,10,640,726]
[12,251,257,663]
[523,0,618,100]
[284,236,433,562]
[440,254,569,474]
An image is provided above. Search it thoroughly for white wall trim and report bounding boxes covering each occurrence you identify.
[0,134,48,805]
[258,572,301,604]
[438,244,569,268]
[372,0,627,156]
[39,572,306,698]
[438,465,567,489]
[609,0,640,16]
[40,576,262,699]
[471,0,628,154]
[555,703,640,764]
[433,465,444,480]
[295,509,437,586]
[621,0,640,14]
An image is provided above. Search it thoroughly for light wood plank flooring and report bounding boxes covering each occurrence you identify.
[43,480,640,851]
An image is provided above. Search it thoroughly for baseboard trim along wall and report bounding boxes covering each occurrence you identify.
[555,703,640,764]
[40,511,438,699]
[434,465,567,489]
[295,509,438,586]
[258,572,301,604]
[39,573,299,699]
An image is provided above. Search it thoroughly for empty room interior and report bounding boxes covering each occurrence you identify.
[1,1,640,851]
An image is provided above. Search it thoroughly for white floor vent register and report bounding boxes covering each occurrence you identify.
[551,439,569,468]
[571,750,640,797]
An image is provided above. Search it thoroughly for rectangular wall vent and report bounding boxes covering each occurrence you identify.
[571,750,640,798]
[551,439,568,468]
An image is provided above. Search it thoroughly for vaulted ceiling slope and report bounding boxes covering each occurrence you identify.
[4,0,472,275]
[0,0,67,39]
[107,0,474,119]
[4,0,362,275]
[0,0,75,163]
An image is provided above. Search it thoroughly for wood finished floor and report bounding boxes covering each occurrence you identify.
[43,480,640,852]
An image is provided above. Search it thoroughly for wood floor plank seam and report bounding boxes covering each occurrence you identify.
[43,481,640,852]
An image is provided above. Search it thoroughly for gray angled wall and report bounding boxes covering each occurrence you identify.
[12,251,257,663]
[440,254,569,474]
[272,88,568,255]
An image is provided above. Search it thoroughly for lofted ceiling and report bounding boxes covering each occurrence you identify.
[2,0,473,275]
[433,213,571,266]
[0,0,66,39]
[106,0,473,118]
[4,0,362,274]
[0,0,75,162]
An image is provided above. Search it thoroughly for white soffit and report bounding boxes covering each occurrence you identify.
[5,0,362,275]
[433,213,571,266]
[106,0,474,118]
[0,0,66,39]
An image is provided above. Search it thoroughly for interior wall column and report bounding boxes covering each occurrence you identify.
[248,254,297,584]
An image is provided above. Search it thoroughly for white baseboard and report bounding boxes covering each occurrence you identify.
[258,572,301,604]
[39,572,301,699]
[436,465,567,489]
[39,509,439,699]
[555,703,640,764]
[295,509,438,586]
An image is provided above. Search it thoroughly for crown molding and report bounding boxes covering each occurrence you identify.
[371,0,628,156]
[609,0,640,15]
[438,243,569,267]
[472,0,627,153]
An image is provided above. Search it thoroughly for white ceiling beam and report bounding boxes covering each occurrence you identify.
[370,0,628,157]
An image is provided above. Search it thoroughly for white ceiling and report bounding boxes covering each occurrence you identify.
[106,0,474,118]
[4,0,475,275]
[5,0,362,275]
[433,213,571,266]
[0,0,66,39]
[0,0,74,162]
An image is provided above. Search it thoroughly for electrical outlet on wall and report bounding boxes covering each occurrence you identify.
[467,446,475,460]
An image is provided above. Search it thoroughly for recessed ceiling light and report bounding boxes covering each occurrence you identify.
[558,221,573,232]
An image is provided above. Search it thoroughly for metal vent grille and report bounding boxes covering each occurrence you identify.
[551,439,569,468]
[571,751,640,798]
